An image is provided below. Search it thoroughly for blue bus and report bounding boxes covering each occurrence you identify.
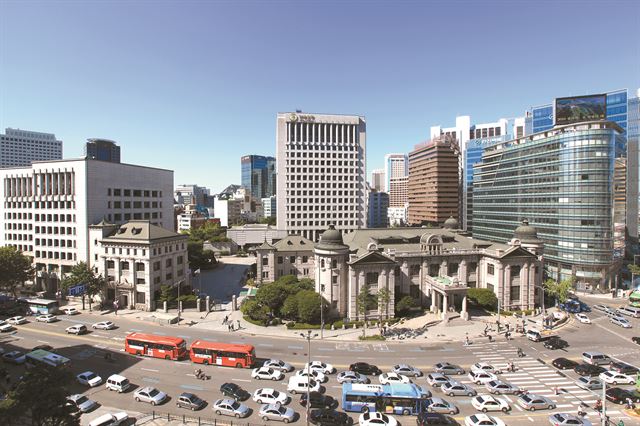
[342,383,430,415]
[20,298,60,314]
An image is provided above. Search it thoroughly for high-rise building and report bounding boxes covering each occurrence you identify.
[473,120,627,288]
[0,158,174,295]
[0,128,62,167]
[262,195,277,218]
[84,138,121,163]
[276,112,367,242]
[384,154,408,192]
[241,155,276,201]
[174,184,212,207]
[408,136,460,226]
[629,90,640,243]
[371,169,385,192]
[367,191,389,228]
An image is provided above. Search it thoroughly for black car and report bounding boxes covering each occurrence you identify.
[632,337,640,345]
[574,363,606,377]
[609,361,639,375]
[606,388,640,404]
[219,383,250,401]
[309,409,353,426]
[416,412,457,425]
[301,392,338,409]
[552,357,578,370]
[543,338,569,350]
[349,362,381,376]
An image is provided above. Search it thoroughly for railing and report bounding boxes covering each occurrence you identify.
[136,411,271,426]
[425,275,468,291]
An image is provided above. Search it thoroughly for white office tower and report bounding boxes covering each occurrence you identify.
[1,128,63,167]
[384,153,408,191]
[0,158,173,294]
[371,169,385,192]
[276,112,367,242]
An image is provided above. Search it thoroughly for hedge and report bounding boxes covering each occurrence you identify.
[359,335,386,341]
[243,316,267,326]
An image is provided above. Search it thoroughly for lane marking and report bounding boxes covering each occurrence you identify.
[141,368,159,372]
[180,384,204,391]
[232,378,251,382]
[288,345,303,350]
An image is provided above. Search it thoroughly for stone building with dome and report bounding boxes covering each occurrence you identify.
[257,218,544,321]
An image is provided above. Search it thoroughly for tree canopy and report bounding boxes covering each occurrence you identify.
[544,277,575,304]
[0,247,34,297]
[467,288,498,310]
[60,262,106,310]
[242,275,319,324]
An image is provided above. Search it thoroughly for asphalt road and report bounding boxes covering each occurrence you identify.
[2,296,640,426]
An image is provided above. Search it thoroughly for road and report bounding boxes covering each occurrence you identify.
[2,296,640,426]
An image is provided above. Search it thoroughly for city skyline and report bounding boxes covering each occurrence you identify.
[1,1,639,194]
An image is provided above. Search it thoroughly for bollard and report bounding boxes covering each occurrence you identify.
[232,294,238,311]
[179,300,183,313]
[163,300,168,313]
[196,298,201,312]
[206,296,211,311]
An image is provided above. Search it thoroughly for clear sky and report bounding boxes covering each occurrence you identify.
[1,0,639,193]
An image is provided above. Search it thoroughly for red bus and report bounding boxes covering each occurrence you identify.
[189,340,255,368]
[125,332,187,360]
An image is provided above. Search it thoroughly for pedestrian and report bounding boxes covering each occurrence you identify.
[554,386,559,396]
[237,319,241,329]
[227,323,231,332]
[230,323,235,331]
[488,335,493,343]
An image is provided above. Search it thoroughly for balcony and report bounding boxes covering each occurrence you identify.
[425,275,468,293]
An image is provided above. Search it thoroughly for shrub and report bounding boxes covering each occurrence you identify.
[286,322,322,330]
[467,288,498,310]
[395,296,417,316]
[243,315,266,326]
[359,335,386,341]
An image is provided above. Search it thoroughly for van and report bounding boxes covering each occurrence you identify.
[526,329,543,342]
[582,351,611,366]
[88,412,128,426]
[287,376,320,394]
[105,374,130,393]
[617,306,640,319]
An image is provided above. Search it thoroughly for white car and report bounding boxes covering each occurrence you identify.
[65,324,87,335]
[337,371,369,384]
[252,388,289,405]
[88,412,128,426]
[379,373,411,385]
[77,371,103,387]
[359,411,398,426]
[471,395,510,413]
[0,321,15,332]
[464,414,506,426]
[263,359,294,372]
[63,307,80,315]
[36,314,57,322]
[468,371,499,385]
[287,376,320,394]
[599,371,635,385]
[575,313,591,324]
[252,367,284,381]
[305,361,336,374]
[471,363,498,374]
[392,364,423,378]
[7,316,28,325]
[295,369,327,383]
[92,321,116,330]
[611,316,632,328]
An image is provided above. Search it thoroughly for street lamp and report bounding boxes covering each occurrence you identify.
[300,330,318,426]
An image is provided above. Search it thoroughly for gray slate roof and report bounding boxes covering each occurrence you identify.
[272,235,314,252]
[102,220,186,243]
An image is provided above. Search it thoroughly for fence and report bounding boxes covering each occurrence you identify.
[136,411,271,426]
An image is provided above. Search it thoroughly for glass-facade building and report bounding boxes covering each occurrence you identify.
[473,121,626,287]
[84,139,120,163]
[240,155,276,200]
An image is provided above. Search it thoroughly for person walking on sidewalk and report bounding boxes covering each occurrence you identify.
[236,319,241,330]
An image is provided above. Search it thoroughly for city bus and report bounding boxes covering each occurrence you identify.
[20,298,60,314]
[25,349,70,368]
[342,383,431,415]
[189,340,256,368]
[124,332,187,360]
[629,291,640,308]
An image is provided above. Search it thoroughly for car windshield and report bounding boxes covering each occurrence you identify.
[76,396,88,404]
[277,406,287,414]
[231,401,240,410]
[148,389,159,397]
[521,394,532,402]
[271,390,280,397]
[86,373,96,380]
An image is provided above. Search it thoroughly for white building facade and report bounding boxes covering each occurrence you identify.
[0,158,173,295]
[276,112,367,242]
[1,128,63,168]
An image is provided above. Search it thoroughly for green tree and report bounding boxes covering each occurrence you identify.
[0,247,34,297]
[467,288,498,310]
[296,290,323,323]
[240,299,270,322]
[0,363,80,426]
[356,284,378,337]
[60,262,106,311]
[280,294,299,320]
[188,222,229,242]
[544,277,575,305]
[157,284,175,304]
[255,282,290,315]
[395,295,417,316]
[259,217,277,226]
[377,288,392,334]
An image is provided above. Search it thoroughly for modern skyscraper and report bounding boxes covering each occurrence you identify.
[241,155,276,201]
[0,128,62,167]
[408,136,460,226]
[473,120,627,288]
[629,90,640,243]
[84,138,121,163]
[174,184,212,207]
[276,112,367,242]
[384,154,408,192]
[0,158,174,295]
[367,191,389,228]
[371,169,385,192]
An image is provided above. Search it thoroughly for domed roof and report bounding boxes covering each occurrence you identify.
[443,216,458,230]
[315,224,349,251]
[514,219,541,243]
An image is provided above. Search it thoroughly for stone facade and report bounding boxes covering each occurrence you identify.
[255,235,316,283]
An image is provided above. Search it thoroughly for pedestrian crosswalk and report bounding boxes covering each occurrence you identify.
[462,340,623,418]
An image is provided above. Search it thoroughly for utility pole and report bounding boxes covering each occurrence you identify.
[300,331,318,426]
[601,381,606,426]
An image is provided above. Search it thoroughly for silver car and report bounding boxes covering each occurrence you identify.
[434,362,465,375]
[337,370,369,384]
[67,394,98,413]
[517,393,556,411]
[259,403,296,423]
[485,380,522,395]
[263,359,294,372]
[441,381,477,397]
[426,373,452,387]
[213,398,250,418]
[134,386,167,406]
[548,413,592,426]
[576,376,602,390]
[424,397,458,414]
[392,364,423,377]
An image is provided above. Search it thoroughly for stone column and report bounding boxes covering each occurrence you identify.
[442,293,449,321]
[459,260,467,286]
[430,289,437,313]
[400,261,409,295]
[440,260,448,277]
[461,295,469,320]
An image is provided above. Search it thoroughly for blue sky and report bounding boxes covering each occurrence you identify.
[1,0,639,193]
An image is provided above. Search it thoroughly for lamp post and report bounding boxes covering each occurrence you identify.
[601,380,606,426]
[300,330,318,426]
